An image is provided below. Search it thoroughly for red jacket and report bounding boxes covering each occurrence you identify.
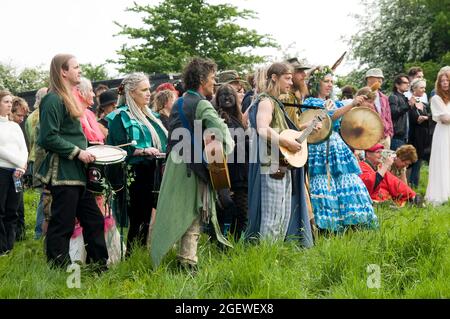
[359,161,415,206]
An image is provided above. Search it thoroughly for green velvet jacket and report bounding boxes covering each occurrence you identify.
[36,92,88,186]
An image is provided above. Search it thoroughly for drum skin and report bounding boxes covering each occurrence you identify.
[298,110,332,144]
[340,107,384,150]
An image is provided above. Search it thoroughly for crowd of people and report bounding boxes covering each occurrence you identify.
[0,53,449,274]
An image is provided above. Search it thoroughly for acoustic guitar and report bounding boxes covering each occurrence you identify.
[203,134,231,190]
[279,113,325,168]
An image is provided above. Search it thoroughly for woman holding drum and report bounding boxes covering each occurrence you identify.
[302,66,377,232]
[106,72,168,255]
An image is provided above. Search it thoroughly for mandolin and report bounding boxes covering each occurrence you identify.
[279,113,325,168]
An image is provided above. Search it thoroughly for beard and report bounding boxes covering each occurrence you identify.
[293,80,309,98]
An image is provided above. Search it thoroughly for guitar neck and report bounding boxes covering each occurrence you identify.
[296,125,315,144]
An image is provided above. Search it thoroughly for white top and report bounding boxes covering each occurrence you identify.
[0,116,28,170]
[425,95,450,206]
[430,95,450,122]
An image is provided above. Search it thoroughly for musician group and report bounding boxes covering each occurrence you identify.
[1,52,449,273]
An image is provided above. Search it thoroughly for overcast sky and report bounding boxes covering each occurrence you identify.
[1,0,364,76]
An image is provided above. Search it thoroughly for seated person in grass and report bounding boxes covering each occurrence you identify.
[359,143,418,206]
[390,144,418,185]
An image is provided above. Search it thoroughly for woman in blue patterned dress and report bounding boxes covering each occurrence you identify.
[303,66,378,232]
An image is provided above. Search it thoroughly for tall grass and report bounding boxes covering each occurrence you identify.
[0,173,448,299]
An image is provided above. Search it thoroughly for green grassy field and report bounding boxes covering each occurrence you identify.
[0,167,449,299]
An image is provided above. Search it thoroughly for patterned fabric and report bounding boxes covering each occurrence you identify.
[308,131,362,176]
[260,172,292,240]
[303,98,378,232]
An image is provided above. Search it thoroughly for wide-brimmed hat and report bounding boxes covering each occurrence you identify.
[365,68,385,79]
[286,57,312,71]
[99,89,118,108]
[217,70,249,86]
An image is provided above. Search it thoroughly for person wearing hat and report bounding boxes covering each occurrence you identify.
[217,70,249,106]
[97,89,118,134]
[279,57,312,129]
[359,143,417,206]
[365,68,394,149]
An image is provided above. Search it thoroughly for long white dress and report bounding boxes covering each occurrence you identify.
[425,95,450,206]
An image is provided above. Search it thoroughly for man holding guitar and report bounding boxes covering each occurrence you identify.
[150,58,234,272]
[247,62,317,247]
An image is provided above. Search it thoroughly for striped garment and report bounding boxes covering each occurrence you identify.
[259,172,292,240]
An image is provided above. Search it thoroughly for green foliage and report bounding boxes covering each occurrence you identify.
[80,63,111,82]
[336,69,368,91]
[350,0,450,89]
[0,63,48,94]
[113,0,278,74]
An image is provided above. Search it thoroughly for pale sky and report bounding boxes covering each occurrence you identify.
[1,0,364,76]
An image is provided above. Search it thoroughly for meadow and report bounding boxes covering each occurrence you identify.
[0,166,449,299]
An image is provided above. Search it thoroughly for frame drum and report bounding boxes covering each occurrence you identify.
[298,109,333,144]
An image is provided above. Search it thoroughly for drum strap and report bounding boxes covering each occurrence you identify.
[326,138,331,191]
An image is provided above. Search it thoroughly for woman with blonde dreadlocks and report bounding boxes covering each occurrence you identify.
[302,66,377,232]
[106,72,168,254]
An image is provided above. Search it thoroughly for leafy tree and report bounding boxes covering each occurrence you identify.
[0,63,48,94]
[349,0,450,92]
[80,63,111,81]
[113,0,278,74]
[0,63,18,92]
[336,69,368,91]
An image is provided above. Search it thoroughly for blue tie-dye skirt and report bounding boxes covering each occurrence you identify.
[308,131,378,231]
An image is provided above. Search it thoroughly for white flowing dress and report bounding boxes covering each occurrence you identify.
[425,95,450,206]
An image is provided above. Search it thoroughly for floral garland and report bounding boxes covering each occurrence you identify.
[307,65,334,97]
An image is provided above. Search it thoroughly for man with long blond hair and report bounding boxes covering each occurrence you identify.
[36,54,108,270]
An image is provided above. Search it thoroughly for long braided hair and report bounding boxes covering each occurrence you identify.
[117,72,168,150]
